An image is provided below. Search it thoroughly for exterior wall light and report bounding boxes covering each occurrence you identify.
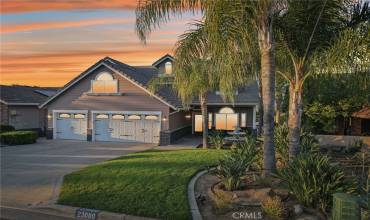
[47,114,52,119]
[185,115,191,119]
[162,116,167,121]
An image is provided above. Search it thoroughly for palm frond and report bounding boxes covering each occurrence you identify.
[135,0,203,42]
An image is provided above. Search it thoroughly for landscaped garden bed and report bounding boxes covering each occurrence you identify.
[197,127,369,220]
[58,149,226,220]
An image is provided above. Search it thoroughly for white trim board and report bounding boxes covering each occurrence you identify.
[39,60,177,110]
[39,61,105,108]
[152,54,174,67]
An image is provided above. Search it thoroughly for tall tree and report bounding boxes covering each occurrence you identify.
[149,22,218,149]
[275,0,370,159]
[136,0,278,176]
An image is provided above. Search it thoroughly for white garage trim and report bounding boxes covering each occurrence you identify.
[52,110,88,140]
[91,110,162,142]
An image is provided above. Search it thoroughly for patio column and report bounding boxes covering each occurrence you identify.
[253,105,257,129]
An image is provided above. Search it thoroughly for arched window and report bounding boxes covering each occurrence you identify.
[216,107,238,130]
[219,107,234,114]
[96,72,114,81]
[164,61,172,74]
[92,72,118,93]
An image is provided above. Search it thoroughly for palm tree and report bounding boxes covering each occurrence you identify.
[275,0,370,159]
[136,0,278,176]
[148,22,215,148]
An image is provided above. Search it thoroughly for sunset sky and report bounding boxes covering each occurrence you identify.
[0,0,200,86]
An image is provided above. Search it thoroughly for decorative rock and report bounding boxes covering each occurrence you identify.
[232,193,238,200]
[273,188,290,200]
[293,204,304,215]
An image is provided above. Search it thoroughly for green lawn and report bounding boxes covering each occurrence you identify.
[58,149,226,220]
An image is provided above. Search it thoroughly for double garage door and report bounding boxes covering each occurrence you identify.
[54,111,161,144]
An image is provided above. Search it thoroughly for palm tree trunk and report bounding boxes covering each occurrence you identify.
[257,77,264,136]
[200,93,209,149]
[288,83,303,159]
[275,91,281,124]
[258,19,276,176]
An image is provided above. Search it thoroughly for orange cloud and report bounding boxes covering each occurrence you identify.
[1,0,138,14]
[1,18,134,33]
[0,46,174,86]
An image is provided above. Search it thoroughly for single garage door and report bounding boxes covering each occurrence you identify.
[54,112,87,140]
[93,112,161,143]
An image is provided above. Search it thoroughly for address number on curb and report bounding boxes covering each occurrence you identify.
[75,208,100,220]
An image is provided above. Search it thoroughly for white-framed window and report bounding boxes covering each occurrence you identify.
[164,61,172,74]
[241,113,247,127]
[112,114,125,120]
[74,114,85,119]
[59,113,71,119]
[91,72,118,93]
[96,114,109,119]
[215,107,238,130]
[145,115,159,120]
[128,115,141,120]
[194,113,213,132]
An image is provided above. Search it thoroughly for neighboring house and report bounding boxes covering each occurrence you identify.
[40,54,259,145]
[334,106,370,136]
[0,85,58,133]
[350,107,370,136]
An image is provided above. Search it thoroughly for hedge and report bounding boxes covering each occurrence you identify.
[0,131,38,146]
[0,125,15,133]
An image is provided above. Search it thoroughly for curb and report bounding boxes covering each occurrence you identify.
[33,204,158,220]
[1,204,158,220]
[188,169,208,220]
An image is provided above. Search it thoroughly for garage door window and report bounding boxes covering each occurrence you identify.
[145,115,159,120]
[59,113,71,118]
[128,115,141,120]
[112,114,125,120]
[74,114,85,119]
[96,114,109,119]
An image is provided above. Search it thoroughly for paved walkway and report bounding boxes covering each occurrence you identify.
[0,139,155,209]
[155,135,201,150]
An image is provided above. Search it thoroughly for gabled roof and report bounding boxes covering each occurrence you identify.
[40,57,181,109]
[0,85,59,105]
[40,56,260,109]
[152,54,174,67]
[352,107,370,119]
[191,81,259,106]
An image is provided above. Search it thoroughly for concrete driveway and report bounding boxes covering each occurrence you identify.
[0,138,155,209]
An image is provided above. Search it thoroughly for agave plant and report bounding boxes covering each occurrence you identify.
[215,136,259,191]
[209,131,225,150]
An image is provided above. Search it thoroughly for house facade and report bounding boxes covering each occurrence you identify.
[0,85,58,133]
[40,55,259,145]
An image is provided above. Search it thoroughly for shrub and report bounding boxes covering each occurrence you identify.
[274,124,319,167]
[209,131,225,149]
[231,136,259,166]
[261,196,285,220]
[0,125,15,133]
[0,131,38,145]
[277,153,353,213]
[345,138,363,154]
[214,136,258,191]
